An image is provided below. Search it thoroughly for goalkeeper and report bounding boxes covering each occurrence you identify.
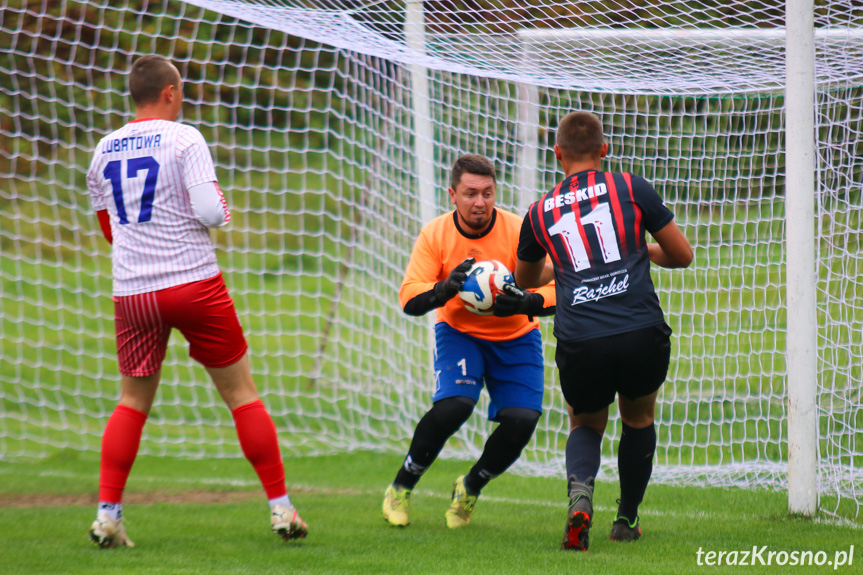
[514,111,693,551]
[382,154,556,529]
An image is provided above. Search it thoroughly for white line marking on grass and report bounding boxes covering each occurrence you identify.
[4,468,860,530]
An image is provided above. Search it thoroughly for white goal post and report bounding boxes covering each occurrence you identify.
[1,0,861,521]
[784,0,818,518]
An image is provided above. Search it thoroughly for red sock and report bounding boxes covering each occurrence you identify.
[99,404,148,503]
[232,399,287,499]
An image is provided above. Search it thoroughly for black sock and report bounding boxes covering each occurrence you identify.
[464,407,540,495]
[565,426,603,492]
[617,421,656,520]
[394,397,474,490]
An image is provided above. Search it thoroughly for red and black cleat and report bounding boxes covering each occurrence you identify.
[561,508,592,551]
[561,475,594,551]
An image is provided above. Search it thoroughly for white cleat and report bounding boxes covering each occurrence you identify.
[89,513,135,548]
[271,505,309,541]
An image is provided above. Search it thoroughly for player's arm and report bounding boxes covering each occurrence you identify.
[96,210,113,244]
[181,127,230,228]
[400,230,473,316]
[515,260,553,289]
[513,211,554,289]
[648,220,692,268]
[86,156,112,245]
[496,214,556,318]
[632,175,693,269]
[531,277,556,313]
[493,281,556,318]
[188,181,231,228]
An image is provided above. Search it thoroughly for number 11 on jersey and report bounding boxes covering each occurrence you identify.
[548,202,621,271]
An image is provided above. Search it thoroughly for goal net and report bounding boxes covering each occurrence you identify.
[1,0,861,519]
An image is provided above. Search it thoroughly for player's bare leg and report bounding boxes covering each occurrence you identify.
[612,390,659,542]
[207,353,259,411]
[118,372,162,413]
[208,354,308,540]
[90,372,160,548]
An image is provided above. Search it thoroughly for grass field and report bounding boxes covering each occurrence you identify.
[0,450,859,575]
[1,180,861,517]
[3,7,863,573]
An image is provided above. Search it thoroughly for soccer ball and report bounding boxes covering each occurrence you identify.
[458,260,514,316]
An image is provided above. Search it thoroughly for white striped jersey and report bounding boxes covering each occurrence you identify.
[87,119,227,296]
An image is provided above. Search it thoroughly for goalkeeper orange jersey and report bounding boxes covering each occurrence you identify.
[400,208,556,341]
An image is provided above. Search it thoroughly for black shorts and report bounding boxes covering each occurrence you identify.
[555,322,672,415]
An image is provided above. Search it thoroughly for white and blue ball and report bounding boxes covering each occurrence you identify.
[458,260,515,316]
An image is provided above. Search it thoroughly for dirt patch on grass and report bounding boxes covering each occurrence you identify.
[0,490,265,508]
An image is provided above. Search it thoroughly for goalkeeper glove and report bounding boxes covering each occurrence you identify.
[493,283,545,317]
[434,257,476,303]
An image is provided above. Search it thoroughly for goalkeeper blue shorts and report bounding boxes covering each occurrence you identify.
[432,322,544,421]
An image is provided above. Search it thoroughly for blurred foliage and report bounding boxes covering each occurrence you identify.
[0,0,338,166]
[1,0,861,202]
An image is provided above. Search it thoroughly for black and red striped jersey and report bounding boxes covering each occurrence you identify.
[518,169,674,343]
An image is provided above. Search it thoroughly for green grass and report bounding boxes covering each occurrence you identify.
[0,450,859,575]
[1,189,861,518]
[1,101,861,518]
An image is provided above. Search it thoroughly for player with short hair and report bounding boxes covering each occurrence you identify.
[85,54,307,547]
[381,154,556,529]
[514,111,692,550]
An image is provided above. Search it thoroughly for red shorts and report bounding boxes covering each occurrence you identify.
[113,273,248,377]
